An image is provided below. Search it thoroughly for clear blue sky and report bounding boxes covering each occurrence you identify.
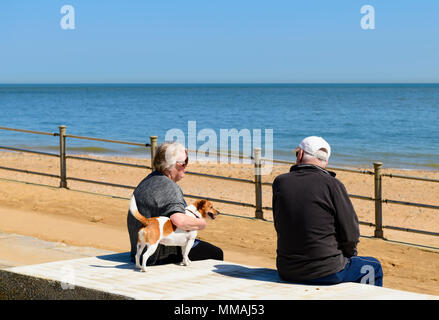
[1,0,439,83]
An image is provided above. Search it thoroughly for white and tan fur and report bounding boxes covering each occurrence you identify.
[129,195,219,272]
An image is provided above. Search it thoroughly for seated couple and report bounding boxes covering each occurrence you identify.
[127,138,383,286]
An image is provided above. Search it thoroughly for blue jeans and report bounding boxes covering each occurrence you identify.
[304,256,383,287]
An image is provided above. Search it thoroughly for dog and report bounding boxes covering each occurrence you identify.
[129,195,219,272]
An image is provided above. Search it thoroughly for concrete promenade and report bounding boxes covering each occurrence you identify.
[1,232,438,300]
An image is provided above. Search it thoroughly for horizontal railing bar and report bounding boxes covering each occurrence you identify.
[328,167,374,175]
[215,212,263,221]
[359,220,375,227]
[0,145,60,157]
[349,194,375,201]
[183,193,257,208]
[184,170,254,184]
[187,149,254,161]
[0,177,61,190]
[66,155,151,170]
[382,225,439,237]
[64,134,150,147]
[66,177,136,189]
[0,126,57,136]
[0,165,60,178]
[261,158,375,175]
[382,173,439,183]
[379,239,439,251]
[382,198,439,210]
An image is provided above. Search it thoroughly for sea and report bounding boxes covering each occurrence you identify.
[0,84,438,171]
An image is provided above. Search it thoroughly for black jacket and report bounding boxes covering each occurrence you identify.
[272,164,360,282]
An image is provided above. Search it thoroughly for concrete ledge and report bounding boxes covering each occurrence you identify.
[0,268,128,300]
[1,252,438,300]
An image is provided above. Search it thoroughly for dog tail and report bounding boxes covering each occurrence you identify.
[129,195,150,227]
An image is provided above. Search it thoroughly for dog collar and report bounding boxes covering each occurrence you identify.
[185,204,202,218]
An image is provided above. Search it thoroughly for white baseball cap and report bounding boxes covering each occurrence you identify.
[297,136,331,161]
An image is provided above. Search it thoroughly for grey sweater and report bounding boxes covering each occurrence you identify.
[127,171,186,264]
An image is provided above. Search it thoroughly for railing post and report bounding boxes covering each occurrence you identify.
[59,125,67,188]
[254,148,263,219]
[150,136,157,171]
[374,162,384,238]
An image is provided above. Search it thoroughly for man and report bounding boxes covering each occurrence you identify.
[272,136,382,286]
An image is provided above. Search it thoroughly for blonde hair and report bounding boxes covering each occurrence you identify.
[153,142,187,173]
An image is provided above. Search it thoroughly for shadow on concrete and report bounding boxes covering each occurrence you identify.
[90,252,134,270]
[212,264,290,284]
[88,254,293,285]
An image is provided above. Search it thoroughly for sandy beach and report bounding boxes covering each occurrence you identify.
[0,151,438,296]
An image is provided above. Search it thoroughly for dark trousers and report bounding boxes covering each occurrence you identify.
[303,256,383,286]
[130,239,224,265]
[187,239,224,261]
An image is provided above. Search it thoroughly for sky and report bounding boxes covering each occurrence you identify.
[1,0,439,83]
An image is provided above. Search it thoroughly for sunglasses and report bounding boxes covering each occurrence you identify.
[176,157,189,168]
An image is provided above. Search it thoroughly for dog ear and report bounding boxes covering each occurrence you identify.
[195,199,207,211]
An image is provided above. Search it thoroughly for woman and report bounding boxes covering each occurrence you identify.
[127,141,223,266]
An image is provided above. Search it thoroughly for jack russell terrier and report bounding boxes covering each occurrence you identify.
[129,195,219,272]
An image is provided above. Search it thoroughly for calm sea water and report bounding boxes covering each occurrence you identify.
[0,84,438,170]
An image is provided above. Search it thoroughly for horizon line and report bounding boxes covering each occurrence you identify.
[1,82,439,86]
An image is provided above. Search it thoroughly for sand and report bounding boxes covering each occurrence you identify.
[0,151,438,296]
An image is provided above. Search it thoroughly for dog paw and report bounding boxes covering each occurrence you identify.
[181,260,191,266]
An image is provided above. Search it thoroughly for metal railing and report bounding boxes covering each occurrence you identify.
[1,125,438,244]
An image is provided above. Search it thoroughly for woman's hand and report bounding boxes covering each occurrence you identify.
[170,212,206,231]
